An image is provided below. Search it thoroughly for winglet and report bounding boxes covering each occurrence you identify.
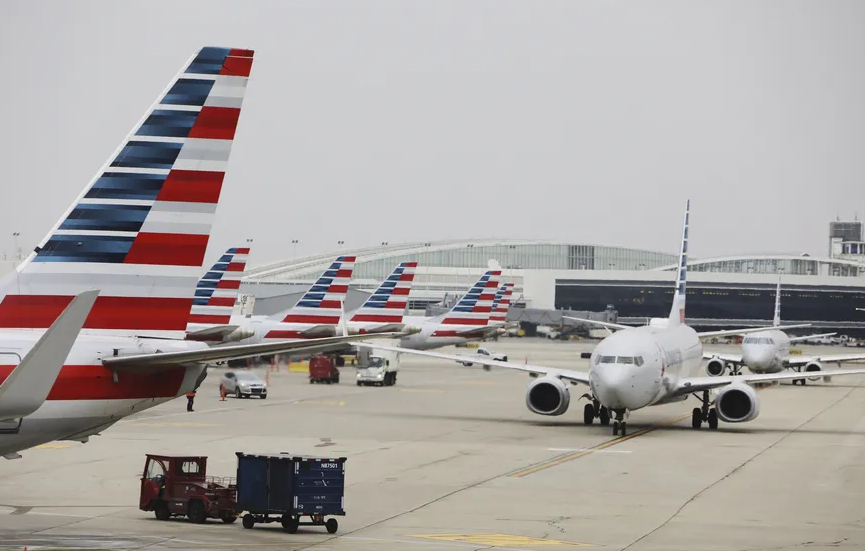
[668,200,690,326]
[0,290,99,421]
[773,274,782,327]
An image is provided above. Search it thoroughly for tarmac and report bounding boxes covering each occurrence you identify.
[1,339,864,550]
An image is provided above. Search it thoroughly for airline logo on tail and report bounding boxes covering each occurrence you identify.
[188,246,250,325]
[0,47,254,338]
[280,256,357,324]
[440,270,502,326]
[350,262,417,324]
[489,282,514,324]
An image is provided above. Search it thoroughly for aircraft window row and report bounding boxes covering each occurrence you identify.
[595,355,645,366]
[743,337,775,344]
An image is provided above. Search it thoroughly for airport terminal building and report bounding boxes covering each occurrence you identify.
[242,239,865,337]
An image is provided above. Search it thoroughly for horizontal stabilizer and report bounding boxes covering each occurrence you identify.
[0,290,99,421]
[102,332,403,372]
[185,324,241,341]
[563,316,632,331]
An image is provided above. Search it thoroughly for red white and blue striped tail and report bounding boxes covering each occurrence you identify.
[440,270,502,326]
[350,262,417,324]
[488,282,514,324]
[0,47,255,338]
[188,246,250,325]
[278,256,357,324]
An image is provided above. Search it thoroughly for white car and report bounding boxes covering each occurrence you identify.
[458,347,507,366]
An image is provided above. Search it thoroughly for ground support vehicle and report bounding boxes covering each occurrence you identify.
[309,355,341,384]
[139,455,240,524]
[355,348,400,386]
[236,452,346,533]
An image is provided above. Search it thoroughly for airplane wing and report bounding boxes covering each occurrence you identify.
[0,290,99,421]
[103,332,403,373]
[353,342,591,385]
[563,316,632,331]
[701,352,743,365]
[695,324,812,339]
[787,332,837,343]
[784,352,865,367]
[671,366,865,397]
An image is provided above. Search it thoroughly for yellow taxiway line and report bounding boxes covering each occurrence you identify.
[509,412,691,478]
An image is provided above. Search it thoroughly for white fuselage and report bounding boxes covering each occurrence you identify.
[739,329,791,374]
[0,331,207,456]
[588,324,703,412]
[396,314,497,350]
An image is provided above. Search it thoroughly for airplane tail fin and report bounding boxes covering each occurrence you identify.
[440,269,502,326]
[188,245,250,325]
[773,274,782,327]
[350,262,417,324]
[0,47,254,339]
[277,256,356,324]
[667,200,690,326]
[489,283,514,325]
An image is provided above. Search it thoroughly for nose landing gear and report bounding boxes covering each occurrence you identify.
[691,390,719,430]
[581,395,611,427]
[612,409,629,436]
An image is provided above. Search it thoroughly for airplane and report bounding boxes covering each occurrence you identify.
[192,258,421,346]
[396,269,507,350]
[186,245,253,342]
[354,201,865,436]
[702,278,861,382]
[0,47,396,458]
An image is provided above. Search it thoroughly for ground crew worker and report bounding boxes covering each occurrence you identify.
[186,391,196,412]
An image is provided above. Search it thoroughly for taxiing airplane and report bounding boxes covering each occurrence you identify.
[702,278,860,381]
[356,201,865,436]
[0,47,395,458]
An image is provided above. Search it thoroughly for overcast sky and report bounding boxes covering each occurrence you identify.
[1,1,864,269]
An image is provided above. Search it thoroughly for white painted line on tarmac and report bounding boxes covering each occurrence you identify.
[547,447,632,453]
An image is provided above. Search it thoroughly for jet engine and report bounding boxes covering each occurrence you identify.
[525,376,570,416]
[706,357,726,377]
[714,383,760,423]
[802,361,825,382]
[223,327,256,343]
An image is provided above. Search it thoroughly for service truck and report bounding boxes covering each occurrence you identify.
[355,347,400,386]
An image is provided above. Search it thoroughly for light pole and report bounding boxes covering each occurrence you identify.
[291,239,299,259]
[12,232,20,261]
[337,240,344,248]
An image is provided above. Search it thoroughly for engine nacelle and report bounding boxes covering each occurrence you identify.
[706,357,726,377]
[803,361,825,382]
[223,327,256,343]
[715,383,760,423]
[525,376,570,416]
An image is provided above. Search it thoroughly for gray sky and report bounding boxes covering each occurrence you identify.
[2,1,864,269]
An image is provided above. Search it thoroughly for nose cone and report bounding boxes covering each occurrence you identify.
[742,346,774,371]
[590,365,656,411]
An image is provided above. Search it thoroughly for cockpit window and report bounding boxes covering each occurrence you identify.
[634,356,644,367]
[618,356,634,365]
[595,355,644,366]
[598,355,617,364]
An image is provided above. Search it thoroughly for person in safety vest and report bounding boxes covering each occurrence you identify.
[186,391,196,412]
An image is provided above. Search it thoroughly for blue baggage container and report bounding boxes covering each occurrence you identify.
[235,452,346,534]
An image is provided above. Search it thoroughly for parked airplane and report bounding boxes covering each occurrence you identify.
[186,246,253,342]
[396,270,507,350]
[356,201,865,436]
[0,47,394,459]
[703,278,858,382]
[194,258,420,345]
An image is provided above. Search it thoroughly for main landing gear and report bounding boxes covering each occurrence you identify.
[581,396,611,427]
[691,390,719,430]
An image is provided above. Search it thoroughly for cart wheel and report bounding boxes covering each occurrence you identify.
[325,518,338,534]
[187,500,207,524]
[154,501,170,521]
[282,516,299,533]
[219,510,237,524]
[242,515,255,529]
